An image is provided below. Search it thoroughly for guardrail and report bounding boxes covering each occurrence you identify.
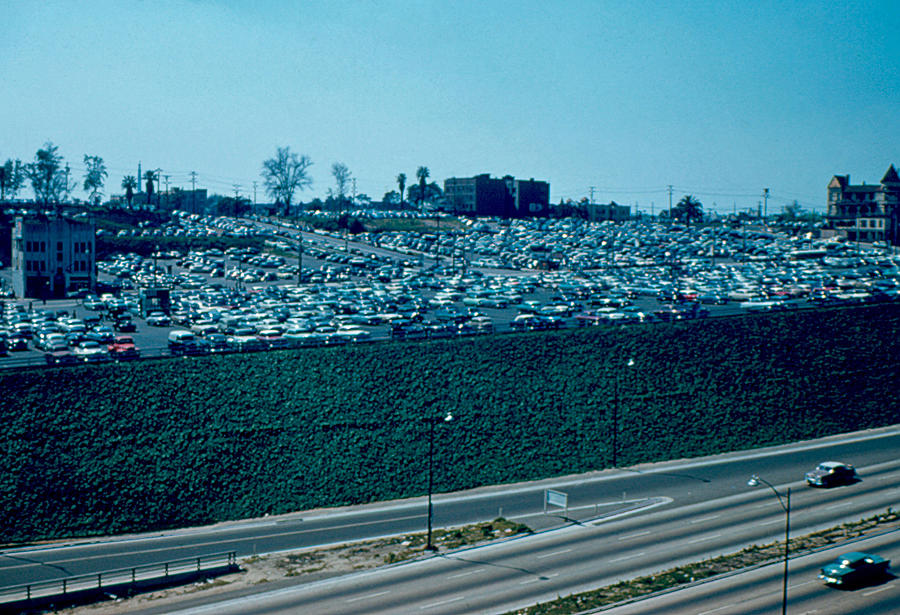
[0,551,238,608]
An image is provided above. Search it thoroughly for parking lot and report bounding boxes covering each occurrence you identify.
[2,213,899,369]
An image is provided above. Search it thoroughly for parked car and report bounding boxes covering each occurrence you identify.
[44,350,78,366]
[146,311,172,327]
[108,336,140,359]
[114,317,137,333]
[819,552,890,587]
[805,461,857,487]
[73,340,110,362]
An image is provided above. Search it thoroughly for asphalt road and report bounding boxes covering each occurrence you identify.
[606,531,900,615]
[2,426,898,613]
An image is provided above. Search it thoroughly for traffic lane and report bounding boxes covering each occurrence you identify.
[2,429,897,585]
[153,479,900,615]
[605,531,900,615]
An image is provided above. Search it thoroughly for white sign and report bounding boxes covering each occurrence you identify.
[544,489,568,514]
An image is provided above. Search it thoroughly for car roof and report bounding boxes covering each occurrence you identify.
[819,461,848,468]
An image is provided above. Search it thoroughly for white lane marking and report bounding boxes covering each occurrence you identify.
[688,533,721,544]
[618,530,651,541]
[520,573,559,585]
[826,501,853,510]
[536,548,572,559]
[420,595,465,609]
[690,515,721,524]
[761,518,783,525]
[345,590,389,603]
[863,585,892,596]
[448,570,480,579]
[610,552,645,563]
[789,580,816,590]
[697,604,734,615]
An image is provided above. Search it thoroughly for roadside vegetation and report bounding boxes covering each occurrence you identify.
[2,303,900,542]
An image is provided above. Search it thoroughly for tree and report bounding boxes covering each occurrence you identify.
[331,162,352,210]
[261,146,313,215]
[674,195,703,227]
[82,155,107,204]
[121,175,138,208]
[215,196,251,217]
[406,181,443,206]
[24,142,72,206]
[0,159,25,200]
[415,166,430,207]
[396,173,407,207]
[143,170,157,206]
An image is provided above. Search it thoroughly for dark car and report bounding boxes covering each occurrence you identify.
[805,461,857,487]
[114,318,136,333]
[820,552,890,587]
[44,350,78,366]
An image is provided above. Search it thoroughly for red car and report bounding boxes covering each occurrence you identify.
[108,336,140,359]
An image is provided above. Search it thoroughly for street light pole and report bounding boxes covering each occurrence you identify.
[426,412,453,551]
[748,474,790,615]
[611,358,634,467]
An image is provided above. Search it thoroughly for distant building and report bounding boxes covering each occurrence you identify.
[553,200,631,222]
[444,174,549,218]
[826,165,900,245]
[11,213,96,299]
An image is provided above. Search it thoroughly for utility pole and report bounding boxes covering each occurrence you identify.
[252,181,257,206]
[589,186,595,204]
[763,188,770,224]
[164,175,170,208]
[297,234,303,287]
[667,185,673,225]
[190,171,197,213]
[233,184,241,198]
[155,169,162,207]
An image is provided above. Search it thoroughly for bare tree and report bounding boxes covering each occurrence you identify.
[332,162,352,210]
[24,142,72,206]
[82,155,107,204]
[261,146,313,215]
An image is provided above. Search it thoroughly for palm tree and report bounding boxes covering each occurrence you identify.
[415,166,430,208]
[675,195,703,227]
[396,173,407,208]
[143,170,157,206]
[121,175,138,208]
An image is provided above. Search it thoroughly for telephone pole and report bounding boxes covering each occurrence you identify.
[233,184,241,198]
[763,188,770,224]
[589,186,595,204]
[252,181,258,206]
[667,185,674,224]
[190,171,197,212]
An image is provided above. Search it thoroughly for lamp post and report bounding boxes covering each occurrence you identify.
[425,411,453,551]
[748,474,790,615]
[611,357,635,467]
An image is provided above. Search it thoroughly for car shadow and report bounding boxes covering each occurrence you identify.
[832,571,895,591]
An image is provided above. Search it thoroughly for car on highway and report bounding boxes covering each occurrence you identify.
[805,461,857,487]
[819,551,890,587]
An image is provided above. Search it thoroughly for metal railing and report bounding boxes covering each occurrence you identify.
[0,550,237,606]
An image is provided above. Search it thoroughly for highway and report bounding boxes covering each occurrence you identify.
[2,426,898,614]
[607,531,900,615]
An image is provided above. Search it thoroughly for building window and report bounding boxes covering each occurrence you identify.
[40,261,46,271]
[57,241,63,251]
[57,252,63,261]
[40,241,46,252]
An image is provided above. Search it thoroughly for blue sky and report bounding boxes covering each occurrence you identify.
[3,0,899,213]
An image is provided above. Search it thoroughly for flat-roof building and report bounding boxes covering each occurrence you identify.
[11,214,96,299]
[444,174,549,218]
